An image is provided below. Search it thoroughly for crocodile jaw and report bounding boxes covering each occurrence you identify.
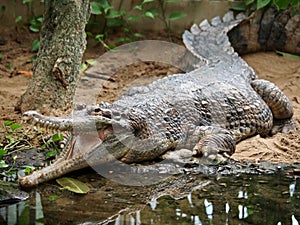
[18,137,89,187]
[18,126,133,187]
[18,110,117,187]
[18,156,89,187]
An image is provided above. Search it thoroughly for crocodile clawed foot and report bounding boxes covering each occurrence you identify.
[270,118,297,135]
[190,126,235,164]
[192,144,230,164]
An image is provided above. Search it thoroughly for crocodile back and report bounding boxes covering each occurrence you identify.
[109,64,272,145]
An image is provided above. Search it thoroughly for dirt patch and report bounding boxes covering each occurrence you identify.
[233,53,300,163]
[0,27,300,165]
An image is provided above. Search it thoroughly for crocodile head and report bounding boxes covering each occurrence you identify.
[18,104,139,187]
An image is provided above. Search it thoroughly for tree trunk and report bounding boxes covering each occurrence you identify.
[20,0,90,114]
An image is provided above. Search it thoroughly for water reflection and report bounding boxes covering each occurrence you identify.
[290,181,296,197]
[0,172,299,225]
[0,191,44,224]
[204,199,213,221]
[293,215,299,225]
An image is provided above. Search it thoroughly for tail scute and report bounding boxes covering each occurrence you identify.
[183,11,246,63]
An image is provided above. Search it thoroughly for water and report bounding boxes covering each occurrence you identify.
[0,173,299,225]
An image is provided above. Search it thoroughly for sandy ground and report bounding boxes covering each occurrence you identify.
[0,27,300,165]
[234,53,300,163]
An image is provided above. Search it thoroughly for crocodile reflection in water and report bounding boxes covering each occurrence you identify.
[3,172,300,224]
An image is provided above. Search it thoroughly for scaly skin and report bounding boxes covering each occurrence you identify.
[18,10,297,187]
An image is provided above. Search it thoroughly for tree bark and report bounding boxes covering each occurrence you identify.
[20,0,90,114]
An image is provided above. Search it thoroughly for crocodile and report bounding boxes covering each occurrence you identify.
[18,8,298,187]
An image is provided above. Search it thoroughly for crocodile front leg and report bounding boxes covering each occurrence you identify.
[190,126,236,163]
[251,79,296,134]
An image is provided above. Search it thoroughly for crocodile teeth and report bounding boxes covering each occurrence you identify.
[44,120,50,127]
[32,117,39,124]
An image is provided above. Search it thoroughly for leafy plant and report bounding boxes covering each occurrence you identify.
[4,120,22,132]
[0,5,5,14]
[89,0,151,49]
[31,39,40,52]
[22,165,35,175]
[41,133,64,159]
[15,1,44,52]
[154,0,187,37]
[15,16,23,23]
[0,159,9,169]
[231,0,299,12]
[5,63,12,70]
[0,149,9,169]
[0,120,35,180]
[28,15,43,32]
[48,194,60,201]
[8,0,189,50]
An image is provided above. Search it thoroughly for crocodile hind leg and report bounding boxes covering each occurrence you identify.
[190,126,236,163]
[251,79,296,134]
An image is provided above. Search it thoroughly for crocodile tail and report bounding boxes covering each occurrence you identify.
[183,11,246,63]
[228,7,300,56]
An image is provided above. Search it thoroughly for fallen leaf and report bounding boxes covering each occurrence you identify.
[56,177,90,194]
[276,51,300,60]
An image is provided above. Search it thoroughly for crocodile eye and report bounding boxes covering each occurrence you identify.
[94,108,101,113]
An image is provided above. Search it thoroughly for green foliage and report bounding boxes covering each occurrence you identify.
[134,0,187,37]
[41,133,64,159]
[28,15,43,32]
[0,119,65,181]
[52,133,64,142]
[6,0,188,50]
[31,39,40,52]
[0,149,7,159]
[4,120,22,132]
[14,1,43,53]
[231,0,300,12]
[5,63,12,70]
[0,5,5,14]
[168,12,187,20]
[48,194,60,201]
[89,0,154,48]
[1,120,37,180]
[88,0,188,47]
[23,0,34,3]
[80,58,96,74]
[22,165,35,175]
[1,121,23,176]
[0,160,9,169]
[257,0,272,9]
[146,0,187,38]
[15,16,23,23]
[0,149,9,169]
